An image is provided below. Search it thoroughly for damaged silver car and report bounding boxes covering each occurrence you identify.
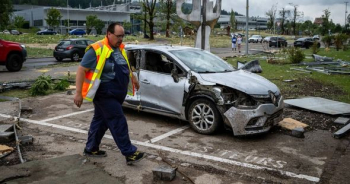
[124,45,284,136]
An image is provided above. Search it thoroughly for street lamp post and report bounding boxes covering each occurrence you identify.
[346,2,349,29]
[245,0,249,55]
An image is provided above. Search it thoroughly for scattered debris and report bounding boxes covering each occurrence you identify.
[278,118,308,130]
[153,165,177,181]
[0,145,14,159]
[0,82,32,93]
[333,123,350,139]
[0,124,14,143]
[18,135,33,145]
[290,67,312,74]
[334,117,350,125]
[312,54,333,62]
[21,106,33,114]
[283,79,294,82]
[237,60,263,73]
[180,163,191,167]
[291,127,305,138]
[284,97,350,115]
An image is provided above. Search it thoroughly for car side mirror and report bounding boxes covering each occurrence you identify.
[171,69,179,83]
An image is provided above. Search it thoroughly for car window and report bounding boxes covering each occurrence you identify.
[76,40,85,45]
[87,40,94,45]
[170,49,234,73]
[58,41,71,46]
[143,51,182,75]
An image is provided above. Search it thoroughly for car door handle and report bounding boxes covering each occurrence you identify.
[141,80,150,84]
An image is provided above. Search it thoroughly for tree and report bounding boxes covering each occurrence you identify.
[279,8,287,35]
[142,0,158,40]
[123,19,132,33]
[290,4,301,35]
[94,19,105,35]
[266,5,277,31]
[45,8,62,30]
[320,9,331,36]
[159,0,174,37]
[333,23,343,33]
[86,15,98,34]
[230,9,236,31]
[0,0,13,30]
[13,15,26,28]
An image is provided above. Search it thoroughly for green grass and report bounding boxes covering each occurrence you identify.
[26,47,54,58]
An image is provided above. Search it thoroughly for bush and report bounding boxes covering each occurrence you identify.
[334,34,349,51]
[54,79,70,91]
[311,41,320,54]
[321,35,334,48]
[30,75,52,96]
[286,47,305,64]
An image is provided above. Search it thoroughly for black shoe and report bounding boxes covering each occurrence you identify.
[83,149,107,157]
[125,151,145,165]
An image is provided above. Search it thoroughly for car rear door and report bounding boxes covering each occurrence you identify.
[75,40,87,56]
[138,50,186,115]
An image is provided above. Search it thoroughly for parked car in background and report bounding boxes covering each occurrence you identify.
[69,29,86,35]
[294,37,320,49]
[2,30,11,34]
[123,45,284,136]
[53,38,94,61]
[0,39,27,72]
[37,29,57,35]
[313,35,320,40]
[269,37,288,47]
[263,36,272,43]
[248,35,263,43]
[10,30,21,35]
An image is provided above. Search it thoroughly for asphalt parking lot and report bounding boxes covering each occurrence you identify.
[1,92,348,183]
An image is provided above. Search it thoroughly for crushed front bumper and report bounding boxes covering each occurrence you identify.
[223,96,284,136]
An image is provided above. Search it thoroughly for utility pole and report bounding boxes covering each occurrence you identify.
[201,0,207,50]
[67,0,69,33]
[346,2,349,28]
[245,0,249,55]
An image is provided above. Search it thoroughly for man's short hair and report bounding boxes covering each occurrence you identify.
[107,22,123,34]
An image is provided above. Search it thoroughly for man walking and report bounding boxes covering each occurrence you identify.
[74,23,145,165]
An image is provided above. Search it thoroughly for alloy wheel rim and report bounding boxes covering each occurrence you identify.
[191,103,214,130]
[73,53,79,61]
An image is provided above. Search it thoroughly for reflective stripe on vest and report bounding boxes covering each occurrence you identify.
[82,37,134,102]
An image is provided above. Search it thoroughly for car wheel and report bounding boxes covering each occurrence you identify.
[188,99,221,134]
[55,57,63,61]
[6,54,23,72]
[71,52,80,62]
[317,43,321,48]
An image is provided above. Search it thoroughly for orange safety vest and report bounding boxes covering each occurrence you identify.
[82,37,134,102]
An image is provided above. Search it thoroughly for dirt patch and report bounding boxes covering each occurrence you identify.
[282,77,346,100]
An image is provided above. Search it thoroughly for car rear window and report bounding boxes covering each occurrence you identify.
[58,41,72,46]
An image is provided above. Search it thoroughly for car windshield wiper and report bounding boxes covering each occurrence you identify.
[197,71,217,73]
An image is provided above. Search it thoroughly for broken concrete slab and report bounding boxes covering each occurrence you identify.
[291,127,305,138]
[284,97,350,115]
[278,118,308,130]
[153,165,177,181]
[334,117,350,125]
[0,154,123,183]
[0,132,15,143]
[333,123,350,139]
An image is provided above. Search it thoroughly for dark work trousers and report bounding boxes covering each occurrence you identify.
[85,80,137,156]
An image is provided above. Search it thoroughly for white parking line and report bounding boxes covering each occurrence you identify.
[40,109,94,122]
[0,113,320,183]
[144,125,190,143]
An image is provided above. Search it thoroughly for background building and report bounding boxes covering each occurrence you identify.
[13,3,141,34]
[217,15,268,30]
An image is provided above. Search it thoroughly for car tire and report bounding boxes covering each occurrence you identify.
[6,54,23,72]
[55,57,63,61]
[71,52,80,62]
[188,99,221,135]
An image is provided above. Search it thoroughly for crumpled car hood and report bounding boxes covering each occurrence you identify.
[198,70,280,95]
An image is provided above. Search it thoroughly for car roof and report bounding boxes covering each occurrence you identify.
[60,38,91,41]
[126,44,201,52]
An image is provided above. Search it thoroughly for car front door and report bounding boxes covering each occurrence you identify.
[124,49,141,107]
[138,50,186,115]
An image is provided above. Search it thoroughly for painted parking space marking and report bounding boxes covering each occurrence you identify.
[144,125,190,143]
[0,113,320,182]
[40,109,94,122]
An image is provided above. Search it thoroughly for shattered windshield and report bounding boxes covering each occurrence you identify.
[170,49,235,73]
